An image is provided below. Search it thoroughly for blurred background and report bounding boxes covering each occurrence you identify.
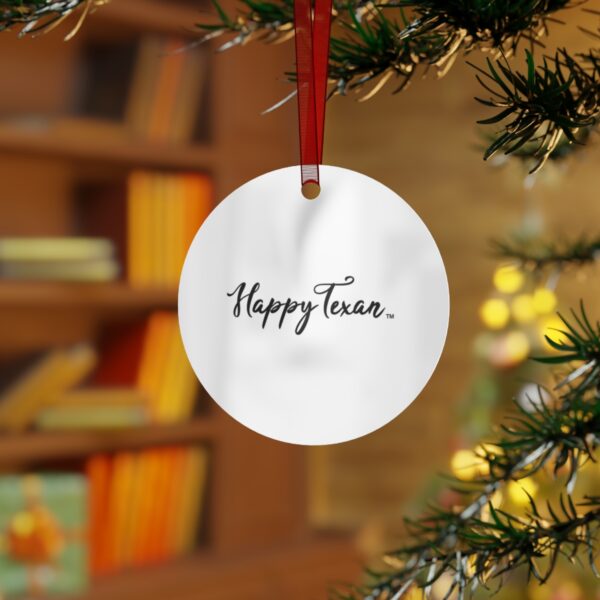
[0,1,598,599]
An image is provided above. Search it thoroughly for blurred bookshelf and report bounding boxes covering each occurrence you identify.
[0,0,359,598]
[0,118,216,170]
[0,417,218,468]
[0,282,176,310]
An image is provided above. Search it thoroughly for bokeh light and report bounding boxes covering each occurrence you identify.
[532,288,557,315]
[493,264,525,294]
[480,298,510,330]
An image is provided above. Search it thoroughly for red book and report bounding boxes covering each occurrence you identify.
[93,321,148,387]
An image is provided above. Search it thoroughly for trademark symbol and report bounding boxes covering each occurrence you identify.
[386,313,395,319]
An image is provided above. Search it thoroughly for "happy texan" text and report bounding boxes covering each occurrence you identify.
[226,275,385,335]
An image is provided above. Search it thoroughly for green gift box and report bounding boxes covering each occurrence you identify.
[0,474,88,597]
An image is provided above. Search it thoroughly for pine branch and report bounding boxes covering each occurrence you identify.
[197,0,579,93]
[0,0,102,37]
[351,498,600,600]
[196,0,600,165]
[493,236,600,270]
[337,305,600,599]
[474,48,600,172]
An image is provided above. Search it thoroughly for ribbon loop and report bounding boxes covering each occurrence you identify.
[294,0,332,190]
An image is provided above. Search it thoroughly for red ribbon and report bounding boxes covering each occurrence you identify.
[294,0,333,187]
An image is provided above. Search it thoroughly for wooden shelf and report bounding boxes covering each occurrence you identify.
[0,5,326,598]
[0,118,215,170]
[73,535,360,600]
[0,418,217,467]
[95,0,206,36]
[0,281,177,311]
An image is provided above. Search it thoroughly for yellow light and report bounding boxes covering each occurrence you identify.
[507,478,538,506]
[532,288,557,315]
[481,489,504,521]
[490,489,503,508]
[479,298,510,330]
[540,315,566,351]
[431,573,455,599]
[504,330,530,363]
[511,294,536,323]
[450,449,488,480]
[493,264,525,293]
[403,587,422,600]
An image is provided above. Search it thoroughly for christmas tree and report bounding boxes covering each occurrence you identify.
[193,2,600,597]
[7,1,600,598]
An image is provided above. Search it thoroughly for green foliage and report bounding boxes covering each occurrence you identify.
[391,0,573,53]
[336,305,600,599]
[198,0,295,48]
[192,4,600,596]
[493,235,600,270]
[0,0,92,36]
[196,0,599,165]
[474,50,600,171]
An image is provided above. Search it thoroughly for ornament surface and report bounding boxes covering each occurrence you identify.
[179,166,449,445]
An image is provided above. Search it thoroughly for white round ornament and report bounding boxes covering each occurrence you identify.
[179,165,449,445]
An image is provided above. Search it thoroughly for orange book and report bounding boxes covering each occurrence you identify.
[183,174,213,251]
[156,317,180,422]
[159,448,188,559]
[149,173,164,285]
[159,314,199,423]
[145,447,180,562]
[125,36,163,137]
[147,38,186,140]
[131,449,164,565]
[123,451,151,566]
[148,450,173,565]
[170,46,209,143]
[118,453,144,569]
[86,454,112,577]
[127,171,151,286]
[173,447,209,555]
[170,329,198,422]
[137,312,172,422]
[170,175,187,287]
[106,452,137,572]
[126,171,141,285]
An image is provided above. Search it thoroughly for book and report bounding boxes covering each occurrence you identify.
[48,387,149,408]
[170,45,210,143]
[35,404,149,430]
[140,312,198,423]
[94,321,147,388]
[147,38,186,141]
[0,237,119,282]
[0,237,114,262]
[93,312,198,424]
[105,452,137,573]
[0,345,98,432]
[86,446,208,575]
[137,312,173,420]
[126,171,213,288]
[125,36,209,143]
[173,446,209,554]
[76,40,137,121]
[125,36,163,139]
[0,258,119,282]
[0,474,88,597]
[86,455,111,576]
